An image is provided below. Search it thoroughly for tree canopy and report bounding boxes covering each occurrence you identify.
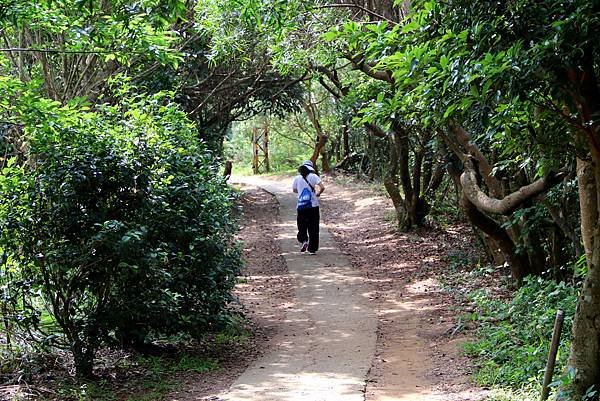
[1,0,600,399]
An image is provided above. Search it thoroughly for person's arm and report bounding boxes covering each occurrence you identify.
[316,182,325,197]
[292,178,298,193]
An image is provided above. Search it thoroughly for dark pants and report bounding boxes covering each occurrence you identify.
[297,207,320,253]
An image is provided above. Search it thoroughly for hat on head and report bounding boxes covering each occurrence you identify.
[301,160,315,171]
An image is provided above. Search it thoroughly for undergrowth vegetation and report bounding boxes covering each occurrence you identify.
[42,351,220,401]
[463,276,578,400]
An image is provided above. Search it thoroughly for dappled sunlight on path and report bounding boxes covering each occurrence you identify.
[221,175,377,401]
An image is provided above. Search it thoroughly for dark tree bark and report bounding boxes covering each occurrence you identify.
[560,48,600,399]
[383,131,407,229]
[342,123,350,157]
[459,193,531,283]
[440,125,565,282]
[223,160,233,180]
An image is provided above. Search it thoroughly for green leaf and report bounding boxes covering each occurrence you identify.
[321,29,339,42]
[440,55,449,69]
[482,80,492,96]
[443,104,457,118]
[470,84,479,97]
[402,20,420,33]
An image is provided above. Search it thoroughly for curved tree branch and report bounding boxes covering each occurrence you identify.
[346,54,393,83]
[318,76,342,99]
[461,158,564,215]
[313,4,397,24]
[459,193,529,283]
[448,121,503,197]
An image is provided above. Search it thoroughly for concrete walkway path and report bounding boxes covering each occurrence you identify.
[222,176,378,401]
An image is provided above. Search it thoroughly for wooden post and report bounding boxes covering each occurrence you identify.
[223,160,232,180]
[342,123,350,157]
[251,122,270,174]
[252,126,259,174]
[540,310,565,401]
[263,121,270,173]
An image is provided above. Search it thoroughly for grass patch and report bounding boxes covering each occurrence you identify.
[173,354,219,373]
[463,276,577,398]
[125,379,173,401]
[53,381,118,401]
[214,316,252,346]
[38,351,222,401]
[485,384,540,401]
[120,353,220,401]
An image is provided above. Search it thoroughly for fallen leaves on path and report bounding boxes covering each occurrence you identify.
[320,175,489,401]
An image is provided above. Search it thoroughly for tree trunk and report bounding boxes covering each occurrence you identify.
[394,123,413,206]
[392,122,417,230]
[562,157,600,399]
[460,193,531,283]
[562,46,600,399]
[422,148,433,195]
[343,123,350,157]
[309,134,328,169]
[441,125,563,281]
[446,158,507,267]
[320,148,331,173]
[408,132,435,227]
[223,160,233,180]
[383,131,407,229]
[304,100,329,170]
[577,158,598,265]
[73,341,95,379]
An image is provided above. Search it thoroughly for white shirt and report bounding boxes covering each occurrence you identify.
[292,173,321,208]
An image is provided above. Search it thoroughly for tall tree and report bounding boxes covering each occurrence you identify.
[373,0,599,395]
[0,0,184,101]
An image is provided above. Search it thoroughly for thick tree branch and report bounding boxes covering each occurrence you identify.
[448,121,503,197]
[392,121,414,205]
[314,4,397,24]
[313,65,350,96]
[303,97,329,164]
[346,54,393,83]
[364,122,387,138]
[318,76,342,99]
[437,128,467,161]
[459,193,529,283]
[461,158,564,215]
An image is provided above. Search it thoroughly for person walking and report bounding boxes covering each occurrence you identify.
[292,160,325,255]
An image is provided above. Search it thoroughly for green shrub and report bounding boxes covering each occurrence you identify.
[464,276,577,389]
[0,87,241,377]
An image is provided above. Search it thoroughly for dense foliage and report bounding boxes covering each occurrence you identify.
[0,0,304,380]
[0,83,240,377]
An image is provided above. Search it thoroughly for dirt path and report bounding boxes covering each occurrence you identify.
[168,174,488,401]
[221,176,378,401]
[319,176,488,401]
